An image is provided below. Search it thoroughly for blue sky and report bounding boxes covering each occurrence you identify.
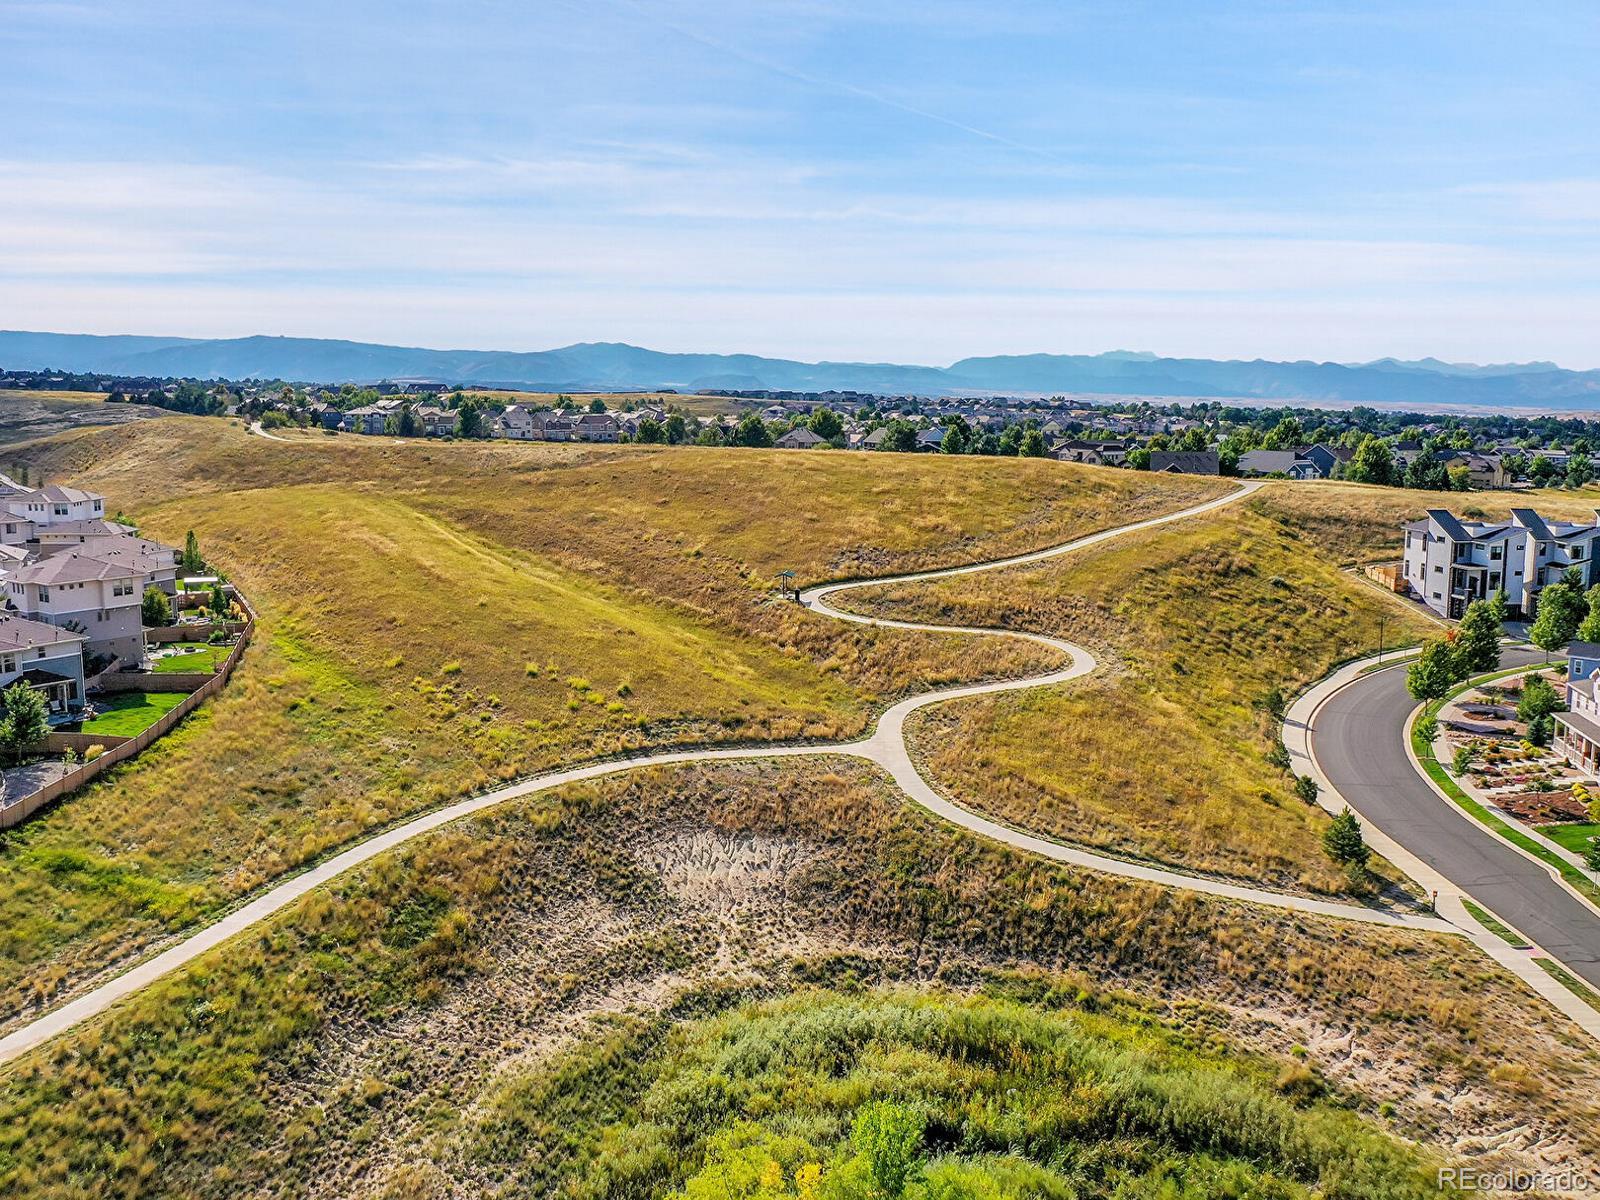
[2,1,1597,366]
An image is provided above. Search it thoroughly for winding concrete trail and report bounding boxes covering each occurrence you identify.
[0,479,1531,1067]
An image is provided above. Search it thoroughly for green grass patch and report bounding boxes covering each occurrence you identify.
[1540,822,1600,856]
[77,691,187,737]
[1532,958,1600,1013]
[151,643,230,673]
[1460,898,1529,947]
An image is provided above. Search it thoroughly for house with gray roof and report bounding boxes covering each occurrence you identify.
[1148,450,1219,476]
[1236,449,1320,479]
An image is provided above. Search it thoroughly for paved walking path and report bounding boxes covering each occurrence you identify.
[5,478,1585,1066]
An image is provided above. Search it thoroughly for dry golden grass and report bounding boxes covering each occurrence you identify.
[0,418,1227,1019]
[2,758,1594,1198]
[848,484,1438,891]
[1253,478,1600,564]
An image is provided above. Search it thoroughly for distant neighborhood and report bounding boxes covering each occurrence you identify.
[9,366,1600,490]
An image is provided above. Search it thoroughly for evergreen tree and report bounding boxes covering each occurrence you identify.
[1454,596,1503,674]
[1322,808,1371,866]
[1018,428,1047,457]
[180,530,204,573]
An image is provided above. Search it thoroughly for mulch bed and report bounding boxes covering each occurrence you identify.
[1497,790,1591,824]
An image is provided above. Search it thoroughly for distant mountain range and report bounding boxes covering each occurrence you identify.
[4,330,1599,409]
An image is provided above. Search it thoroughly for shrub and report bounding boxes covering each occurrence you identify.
[84,744,106,762]
[1414,714,1438,744]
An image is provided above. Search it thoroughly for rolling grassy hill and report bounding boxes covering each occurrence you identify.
[2,425,1598,1196]
[2,759,1594,1197]
[0,418,1228,1019]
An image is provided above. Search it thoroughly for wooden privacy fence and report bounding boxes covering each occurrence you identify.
[0,590,257,830]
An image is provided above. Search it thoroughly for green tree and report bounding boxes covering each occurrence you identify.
[1529,456,1560,487]
[1517,675,1565,725]
[208,582,229,617]
[454,397,485,439]
[588,397,608,414]
[807,408,844,441]
[0,680,50,765]
[1294,775,1320,805]
[731,412,774,448]
[663,413,688,444]
[696,423,724,447]
[996,424,1024,456]
[1260,416,1304,450]
[1567,454,1594,489]
[1578,584,1600,644]
[180,530,204,574]
[635,417,666,444]
[881,420,919,453]
[1322,808,1371,867]
[1406,636,1463,701]
[1018,429,1047,458]
[939,426,965,455]
[1530,579,1587,655]
[1125,447,1152,470]
[1454,596,1503,674]
[1177,426,1209,452]
[140,586,172,628]
[1447,465,1472,491]
[1401,456,1447,489]
[397,404,420,437]
[1346,436,1395,486]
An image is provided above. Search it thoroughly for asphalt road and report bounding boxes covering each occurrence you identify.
[1312,645,1600,988]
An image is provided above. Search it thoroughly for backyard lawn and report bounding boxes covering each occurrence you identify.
[152,643,230,673]
[77,691,188,737]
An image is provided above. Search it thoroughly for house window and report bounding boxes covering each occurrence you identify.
[1,655,12,672]
[37,586,49,601]
[35,648,44,658]
[1432,591,1442,599]
[1575,547,1587,561]
[1491,546,1502,560]
[1433,565,1443,574]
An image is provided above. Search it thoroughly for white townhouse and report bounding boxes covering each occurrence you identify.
[1401,507,1600,620]
[7,552,146,667]
[33,517,139,553]
[0,612,88,714]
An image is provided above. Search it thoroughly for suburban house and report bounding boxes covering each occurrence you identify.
[1296,443,1353,478]
[914,427,947,451]
[342,406,389,435]
[414,405,456,437]
[1236,449,1321,479]
[1051,439,1130,466]
[1401,507,1600,619]
[1148,450,1220,475]
[498,405,536,440]
[1555,642,1600,772]
[1431,450,1509,489]
[573,412,621,442]
[6,552,145,667]
[775,426,825,449]
[0,612,88,714]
